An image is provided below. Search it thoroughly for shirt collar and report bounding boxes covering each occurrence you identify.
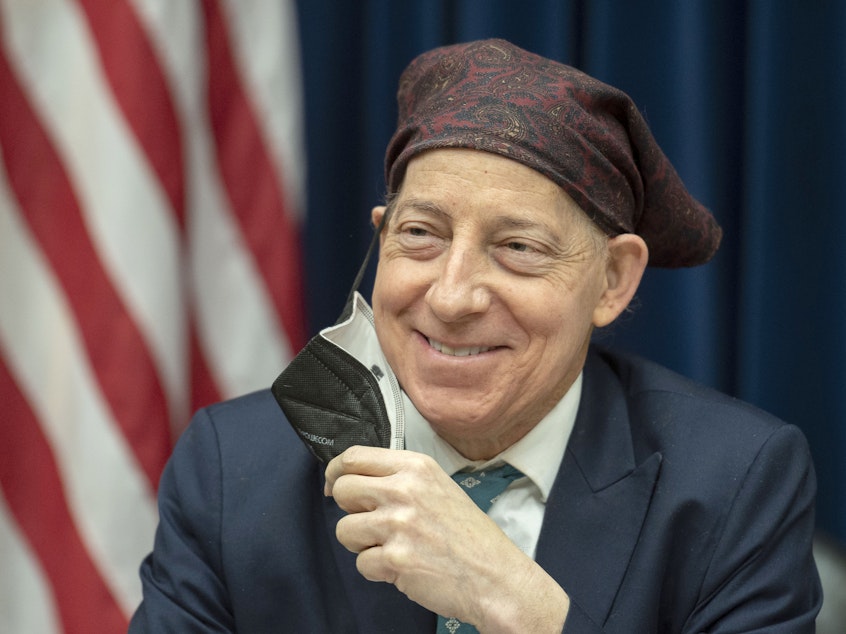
[404,373,582,502]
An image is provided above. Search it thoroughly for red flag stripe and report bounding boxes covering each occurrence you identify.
[200,0,307,352]
[0,41,169,490]
[0,361,128,634]
[75,0,186,228]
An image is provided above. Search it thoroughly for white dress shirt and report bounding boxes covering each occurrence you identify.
[404,374,581,560]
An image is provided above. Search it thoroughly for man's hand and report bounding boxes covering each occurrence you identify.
[324,446,569,633]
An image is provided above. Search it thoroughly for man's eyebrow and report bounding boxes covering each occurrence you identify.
[393,199,563,244]
[394,198,451,219]
[491,215,539,230]
[490,215,563,245]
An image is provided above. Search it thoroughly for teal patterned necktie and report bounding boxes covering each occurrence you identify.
[436,464,525,634]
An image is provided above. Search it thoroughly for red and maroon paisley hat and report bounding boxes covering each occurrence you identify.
[385,39,722,268]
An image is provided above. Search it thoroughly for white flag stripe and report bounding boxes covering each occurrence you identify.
[1,0,188,423]
[189,168,294,397]
[129,0,201,122]
[0,164,157,616]
[0,488,62,634]
[220,0,307,218]
[131,0,294,398]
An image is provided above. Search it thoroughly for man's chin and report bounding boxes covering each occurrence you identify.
[412,389,500,431]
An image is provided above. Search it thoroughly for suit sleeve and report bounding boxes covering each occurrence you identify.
[129,408,236,633]
[684,423,822,633]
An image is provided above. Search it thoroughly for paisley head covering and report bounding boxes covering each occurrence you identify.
[385,39,721,267]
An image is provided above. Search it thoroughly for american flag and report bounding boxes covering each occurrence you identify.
[0,1,306,631]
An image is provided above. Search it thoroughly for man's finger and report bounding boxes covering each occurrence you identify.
[324,445,413,495]
[335,512,386,554]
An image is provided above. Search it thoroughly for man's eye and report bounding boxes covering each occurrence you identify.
[506,241,530,252]
[408,226,429,237]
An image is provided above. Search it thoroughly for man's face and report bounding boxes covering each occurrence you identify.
[372,148,612,460]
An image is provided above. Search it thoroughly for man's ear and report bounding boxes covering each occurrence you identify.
[592,234,649,328]
[371,205,387,229]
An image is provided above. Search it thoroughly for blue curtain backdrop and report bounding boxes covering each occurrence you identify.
[294,0,846,545]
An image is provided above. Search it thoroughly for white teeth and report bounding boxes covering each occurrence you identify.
[428,338,492,357]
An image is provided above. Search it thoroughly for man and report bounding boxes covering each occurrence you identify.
[131,39,821,632]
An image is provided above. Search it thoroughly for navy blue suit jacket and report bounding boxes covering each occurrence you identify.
[130,347,821,632]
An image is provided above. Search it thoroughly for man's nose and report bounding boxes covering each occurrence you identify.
[424,245,491,322]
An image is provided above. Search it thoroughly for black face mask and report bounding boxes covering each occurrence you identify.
[271,214,405,463]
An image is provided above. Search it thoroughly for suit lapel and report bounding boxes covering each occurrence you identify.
[536,350,662,627]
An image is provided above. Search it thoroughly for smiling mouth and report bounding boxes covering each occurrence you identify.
[427,337,495,357]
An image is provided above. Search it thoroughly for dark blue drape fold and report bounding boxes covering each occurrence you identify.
[295,0,846,543]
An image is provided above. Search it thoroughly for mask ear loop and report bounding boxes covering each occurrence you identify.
[338,208,391,323]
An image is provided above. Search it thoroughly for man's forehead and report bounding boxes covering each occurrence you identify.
[393,150,587,226]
